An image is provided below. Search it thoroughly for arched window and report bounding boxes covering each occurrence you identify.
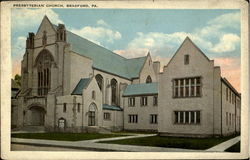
[36,50,54,96]
[146,76,152,83]
[42,31,47,45]
[111,78,117,105]
[88,103,97,126]
[58,117,66,129]
[92,91,96,100]
[95,74,103,91]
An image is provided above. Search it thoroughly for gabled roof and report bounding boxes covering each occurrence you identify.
[66,31,147,79]
[51,23,147,80]
[164,36,211,69]
[123,82,158,97]
[71,78,91,95]
[102,104,123,111]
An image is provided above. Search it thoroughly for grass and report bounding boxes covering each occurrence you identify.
[99,135,236,150]
[225,141,240,152]
[11,132,127,141]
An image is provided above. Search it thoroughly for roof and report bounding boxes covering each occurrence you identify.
[66,31,146,79]
[52,24,146,80]
[123,82,158,97]
[71,78,91,95]
[102,104,123,111]
[221,77,240,97]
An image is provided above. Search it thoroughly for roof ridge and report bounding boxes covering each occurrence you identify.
[126,56,147,60]
[66,29,127,60]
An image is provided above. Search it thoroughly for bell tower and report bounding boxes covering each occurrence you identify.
[56,24,66,42]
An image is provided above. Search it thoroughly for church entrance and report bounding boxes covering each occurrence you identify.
[88,103,97,126]
[29,106,45,126]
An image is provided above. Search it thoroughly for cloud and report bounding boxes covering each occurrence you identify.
[70,20,121,45]
[207,12,240,30]
[214,57,241,92]
[97,19,109,27]
[211,34,240,53]
[12,8,63,30]
[11,36,26,77]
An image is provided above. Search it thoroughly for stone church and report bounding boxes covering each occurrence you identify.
[12,16,241,137]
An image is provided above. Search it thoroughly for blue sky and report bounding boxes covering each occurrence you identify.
[11,8,241,91]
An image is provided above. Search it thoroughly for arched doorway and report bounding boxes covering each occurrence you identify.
[29,106,45,126]
[88,103,97,126]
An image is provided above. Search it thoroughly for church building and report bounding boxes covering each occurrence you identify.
[12,16,241,137]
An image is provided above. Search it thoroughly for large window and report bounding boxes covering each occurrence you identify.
[36,50,54,96]
[141,96,148,106]
[128,97,135,107]
[174,111,200,124]
[173,77,201,98]
[128,114,138,123]
[111,78,118,105]
[150,114,158,124]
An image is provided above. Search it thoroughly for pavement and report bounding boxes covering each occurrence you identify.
[206,136,240,152]
[11,133,200,152]
[11,133,240,152]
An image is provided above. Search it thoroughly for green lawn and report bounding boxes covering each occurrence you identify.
[11,132,126,141]
[225,141,240,152]
[99,135,236,150]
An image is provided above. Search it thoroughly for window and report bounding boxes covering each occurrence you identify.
[229,113,231,126]
[173,77,201,98]
[88,111,95,126]
[42,31,47,45]
[226,88,228,101]
[153,96,158,106]
[111,79,118,105]
[92,91,95,100]
[184,54,189,65]
[77,103,80,112]
[174,111,201,124]
[128,114,138,123]
[229,91,232,103]
[128,97,135,107]
[226,112,228,125]
[150,114,158,124]
[104,112,111,120]
[95,74,103,91]
[146,76,152,83]
[63,103,67,113]
[36,50,53,96]
[141,96,148,106]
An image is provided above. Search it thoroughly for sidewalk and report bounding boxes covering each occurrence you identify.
[206,136,240,152]
[11,134,200,152]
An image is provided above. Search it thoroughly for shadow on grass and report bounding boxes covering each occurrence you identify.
[99,134,238,150]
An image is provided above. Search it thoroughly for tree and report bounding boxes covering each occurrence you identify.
[14,74,21,88]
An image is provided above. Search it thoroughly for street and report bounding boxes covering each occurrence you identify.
[11,143,92,151]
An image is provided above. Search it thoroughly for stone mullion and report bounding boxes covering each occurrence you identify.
[183,79,186,97]
[189,79,191,97]
[194,112,197,124]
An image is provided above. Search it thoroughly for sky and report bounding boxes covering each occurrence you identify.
[11,8,241,92]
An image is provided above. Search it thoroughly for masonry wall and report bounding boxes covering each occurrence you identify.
[102,110,123,131]
[221,82,238,136]
[124,95,158,131]
[158,39,218,137]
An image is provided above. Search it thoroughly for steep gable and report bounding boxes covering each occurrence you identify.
[36,16,56,37]
[164,37,211,71]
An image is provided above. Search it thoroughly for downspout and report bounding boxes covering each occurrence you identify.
[220,81,223,136]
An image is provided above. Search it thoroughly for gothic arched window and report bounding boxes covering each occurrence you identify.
[42,31,47,45]
[95,74,103,91]
[36,50,54,96]
[111,78,118,105]
[146,76,152,83]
